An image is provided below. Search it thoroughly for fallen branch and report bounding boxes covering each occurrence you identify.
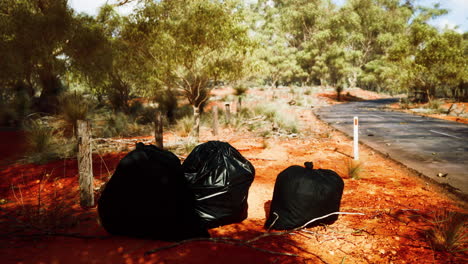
[145,237,300,257]
[145,211,364,261]
[247,212,364,244]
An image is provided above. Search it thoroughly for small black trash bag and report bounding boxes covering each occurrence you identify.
[265,162,344,230]
[182,141,255,228]
[98,143,209,241]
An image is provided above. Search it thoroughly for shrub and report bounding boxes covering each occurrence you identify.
[234,84,249,97]
[0,87,32,126]
[253,104,299,134]
[427,99,444,113]
[129,100,144,117]
[399,97,412,109]
[23,119,76,164]
[175,116,194,137]
[59,92,91,137]
[426,210,467,253]
[136,106,158,125]
[99,112,152,138]
[23,119,56,163]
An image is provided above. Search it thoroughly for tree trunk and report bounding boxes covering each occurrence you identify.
[77,120,94,208]
[348,71,358,89]
[38,71,62,113]
[212,105,219,136]
[154,110,163,148]
[336,86,343,102]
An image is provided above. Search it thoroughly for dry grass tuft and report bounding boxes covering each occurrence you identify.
[426,210,467,253]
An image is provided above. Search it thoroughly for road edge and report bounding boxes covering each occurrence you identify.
[313,110,468,207]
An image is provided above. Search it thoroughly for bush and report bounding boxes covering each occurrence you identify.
[233,84,249,97]
[136,106,158,125]
[0,87,32,126]
[129,100,145,117]
[98,112,152,138]
[427,99,443,113]
[59,92,91,137]
[399,97,412,109]
[23,119,76,164]
[25,119,55,157]
[175,116,194,137]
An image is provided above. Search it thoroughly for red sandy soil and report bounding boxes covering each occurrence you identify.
[1,88,467,264]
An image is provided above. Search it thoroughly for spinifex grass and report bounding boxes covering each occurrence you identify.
[426,210,467,253]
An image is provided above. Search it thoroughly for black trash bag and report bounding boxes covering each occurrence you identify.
[98,143,209,241]
[265,162,344,230]
[182,141,255,228]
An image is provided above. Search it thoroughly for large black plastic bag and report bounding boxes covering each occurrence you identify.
[265,162,344,230]
[98,143,209,241]
[182,141,255,228]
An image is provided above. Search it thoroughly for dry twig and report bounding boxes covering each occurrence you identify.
[145,211,364,261]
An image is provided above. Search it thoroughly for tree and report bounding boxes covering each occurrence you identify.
[384,3,467,101]
[130,0,253,137]
[0,0,112,113]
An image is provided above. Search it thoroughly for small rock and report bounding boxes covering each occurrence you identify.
[437,173,448,177]
[379,249,386,254]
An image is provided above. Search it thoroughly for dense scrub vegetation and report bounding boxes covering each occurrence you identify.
[1,0,466,129]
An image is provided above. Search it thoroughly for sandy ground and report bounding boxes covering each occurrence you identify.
[0,87,466,264]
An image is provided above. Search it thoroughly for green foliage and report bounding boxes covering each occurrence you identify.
[59,92,91,137]
[128,0,253,110]
[399,97,412,110]
[253,104,299,134]
[0,85,32,126]
[427,99,443,112]
[24,119,55,159]
[234,84,249,97]
[2,0,466,118]
[23,119,76,164]
[97,112,152,138]
[0,0,113,112]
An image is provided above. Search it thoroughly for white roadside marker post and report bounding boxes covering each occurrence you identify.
[354,116,359,161]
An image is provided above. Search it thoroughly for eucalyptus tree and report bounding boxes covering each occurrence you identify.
[129,0,253,137]
[384,3,467,101]
[337,0,412,91]
[0,0,112,113]
[247,1,304,87]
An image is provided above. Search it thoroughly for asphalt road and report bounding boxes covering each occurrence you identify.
[316,98,468,197]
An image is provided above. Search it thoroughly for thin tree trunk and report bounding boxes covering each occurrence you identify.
[77,120,94,208]
[154,110,163,148]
